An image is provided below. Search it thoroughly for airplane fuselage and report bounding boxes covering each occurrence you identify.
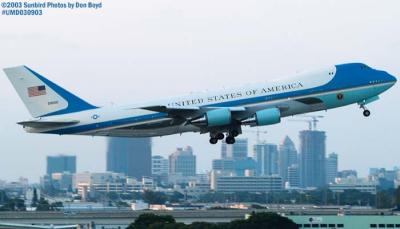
[19,63,396,138]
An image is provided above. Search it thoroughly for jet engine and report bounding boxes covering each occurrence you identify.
[190,108,232,127]
[241,107,281,126]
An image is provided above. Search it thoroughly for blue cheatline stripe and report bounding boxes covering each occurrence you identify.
[43,63,390,135]
[24,66,98,117]
[43,84,333,135]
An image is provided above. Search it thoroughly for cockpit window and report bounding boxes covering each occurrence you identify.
[361,64,370,70]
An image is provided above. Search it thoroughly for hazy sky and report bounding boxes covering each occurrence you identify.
[0,0,399,182]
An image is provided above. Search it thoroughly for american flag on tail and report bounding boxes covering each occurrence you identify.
[28,85,47,97]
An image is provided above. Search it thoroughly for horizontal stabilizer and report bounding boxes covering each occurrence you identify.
[18,120,79,128]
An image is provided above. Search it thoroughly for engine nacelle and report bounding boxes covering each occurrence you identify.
[242,108,281,126]
[190,108,232,127]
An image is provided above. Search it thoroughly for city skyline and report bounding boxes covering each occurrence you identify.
[0,125,397,183]
[2,131,399,196]
[36,133,397,194]
[0,1,399,182]
[12,134,400,200]
[9,130,386,183]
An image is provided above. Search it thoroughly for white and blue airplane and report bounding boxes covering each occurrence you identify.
[3,63,397,144]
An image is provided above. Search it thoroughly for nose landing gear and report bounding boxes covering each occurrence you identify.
[360,104,371,117]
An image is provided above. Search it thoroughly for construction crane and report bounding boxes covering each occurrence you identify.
[243,128,268,143]
[289,115,324,131]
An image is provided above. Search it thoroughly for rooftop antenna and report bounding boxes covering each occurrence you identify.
[243,128,268,143]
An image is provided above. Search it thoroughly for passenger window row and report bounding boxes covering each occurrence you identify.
[370,224,400,228]
[298,223,344,228]
[369,80,384,84]
[298,223,400,228]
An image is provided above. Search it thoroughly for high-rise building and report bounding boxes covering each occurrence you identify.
[287,165,300,188]
[221,138,248,160]
[369,168,397,181]
[278,136,298,183]
[326,152,338,184]
[299,130,326,188]
[221,142,227,159]
[212,159,235,171]
[253,143,279,176]
[368,168,397,190]
[329,177,377,194]
[233,158,257,176]
[50,172,73,191]
[214,175,283,193]
[47,155,76,175]
[212,158,257,177]
[73,172,154,199]
[106,137,152,179]
[169,146,196,177]
[151,155,169,176]
[338,170,358,178]
[369,168,380,177]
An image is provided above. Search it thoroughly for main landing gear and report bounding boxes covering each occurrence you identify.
[360,104,371,117]
[225,130,239,144]
[209,133,224,144]
[209,138,218,144]
[225,136,235,144]
[209,130,239,145]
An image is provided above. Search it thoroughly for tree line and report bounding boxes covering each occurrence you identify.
[197,188,400,209]
[134,188,400,209]
[0,188,62,211]
[127,212,298,229]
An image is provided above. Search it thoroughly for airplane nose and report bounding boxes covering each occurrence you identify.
[381,71,397,84]
[388,73,397,84]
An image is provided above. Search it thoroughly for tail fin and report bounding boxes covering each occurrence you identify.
[3,66,97,118]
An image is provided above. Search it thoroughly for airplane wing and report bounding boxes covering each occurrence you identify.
[0,222,76,229]
[293,97,326,112]
[50,226,77,229]
[140,105,246,118]
[97,98,326,140]
[115,98,325,140]
[17,120,80,128]
[141,105,246,112]
[139,105,255,128]
[140,105,200,113]
[131,98,323,133]
[91,105,251,137]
